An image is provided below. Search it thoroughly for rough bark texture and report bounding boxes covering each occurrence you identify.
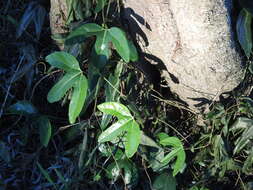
[50,0,68,48]
[123,0,244,110]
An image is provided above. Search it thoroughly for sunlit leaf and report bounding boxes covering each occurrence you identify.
[65,23,103,45]
[161,147,181,164]
[125,120,141,158]
[153,172,176,190]
[98,102,132,119]
[94,0,108,13]
[37,116,52,147]
[94,30,111,59]
[236,9,252,58]
[8,100,38,115]
[68,74,88,124]
[47,71,81,103]
[46,51,81,71]
[160,137,182,148]
[98,118,131,143]
[158,133,186,176]
[109,27,130,62]
[173,149,186,176]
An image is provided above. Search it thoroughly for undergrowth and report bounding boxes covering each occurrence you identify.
[0,0,253,190]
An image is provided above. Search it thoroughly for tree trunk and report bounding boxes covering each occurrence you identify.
[123,0,244,111]
[50,0,245,111]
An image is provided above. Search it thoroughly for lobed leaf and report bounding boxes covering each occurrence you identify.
[158,134,186,176]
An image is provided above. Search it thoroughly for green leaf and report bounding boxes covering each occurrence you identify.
[65,23,104,45]
[106,159,138,186]
[7,100,38,115]
[47,71,81,103]
[236,9,252,58]
[125,120,141,158]
[242,149,253,174]
[152,172,176,190]
[68,74,88,124]
[46,51,81,71]
[157,132,170,142]
[128,40,139,62]
[173,149,186,176]
[37,116,52,147]
[140,132,160,148]
[94,0,108,13]
[109,27,130,62]
[239,0,253,16]
[98,144,124,160]
[161,147,182,164]
[230,117,253,154]
[97,102,132,119]
[94,30,112,58]
[158,134,186,176]
[101,62,123,129]
[98,118,132,143]
[160,137,183,148]
[37,162,57,189]
[161,147,185,176]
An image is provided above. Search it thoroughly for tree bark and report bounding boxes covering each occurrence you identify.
[123,0,244,111]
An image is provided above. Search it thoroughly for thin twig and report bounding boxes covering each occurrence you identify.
[0,55,25,118]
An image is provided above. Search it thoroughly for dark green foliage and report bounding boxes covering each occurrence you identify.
[0,0,253,189]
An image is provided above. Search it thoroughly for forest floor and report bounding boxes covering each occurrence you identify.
[0,1,253,190]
